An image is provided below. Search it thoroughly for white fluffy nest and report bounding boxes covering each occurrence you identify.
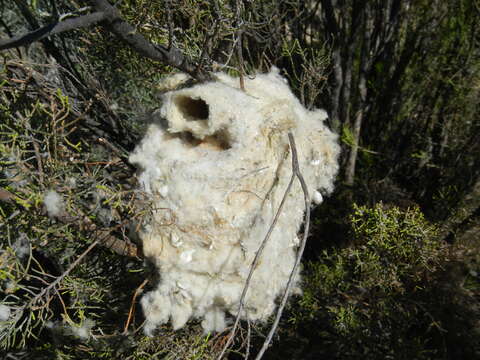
[129,68,340,334]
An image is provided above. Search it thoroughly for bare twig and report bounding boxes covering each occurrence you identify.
[97,228,140,258]
[217,146,294,359]
[69,206,141,258]
[217,132,310,359]
[22,115,45,185]
[89,0,210,80]
[165,0,174,49]
[237,29,245,91]
[0,188,16,203]
[254,133,310,360]
[245,318,251,359]
[235,0,245,91]
[123,278,149,334]
[197,1,222,73]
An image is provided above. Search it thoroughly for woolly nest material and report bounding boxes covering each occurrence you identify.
[129,68,340,335]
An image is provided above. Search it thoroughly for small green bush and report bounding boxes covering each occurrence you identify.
[279,204,479,360]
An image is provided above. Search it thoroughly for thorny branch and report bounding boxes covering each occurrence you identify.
[217,132,311,360]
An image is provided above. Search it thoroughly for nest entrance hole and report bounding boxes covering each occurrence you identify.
[174,96,210,122]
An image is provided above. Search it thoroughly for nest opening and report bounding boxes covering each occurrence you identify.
[174,96,210,122]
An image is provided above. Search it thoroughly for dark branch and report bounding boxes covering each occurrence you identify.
[1,0,211,80]
[89,0,211,80]
[0,12,110,50]
[321,0,339,37]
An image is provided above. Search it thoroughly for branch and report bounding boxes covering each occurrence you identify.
[0,12,110,50]
[439,177,480,242]
[0,188,16,202]
[26,237,102,309]
[217,132,311,360]
[320,0,343,131]
[320,0,339,37]
[89,0,211,80]
[344,6,372,187]
[254,133,310,360]
[1,0,211,80]
[217,147,295,360]
[234,0,245,91]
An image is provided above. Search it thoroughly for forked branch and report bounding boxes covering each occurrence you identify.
[217,132,311,360]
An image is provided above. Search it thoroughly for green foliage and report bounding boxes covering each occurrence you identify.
[0,58,136,350]
[1,1,479,359]
[280,38,330,108]
[280,204,479,359]
[0,44,221,359]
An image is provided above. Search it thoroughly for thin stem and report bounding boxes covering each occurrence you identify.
[217,146,295,359]
[254,133,310,359]
[218,132,311,360]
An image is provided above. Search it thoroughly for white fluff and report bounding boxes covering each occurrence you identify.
[130,67,340,334]
[43,190,64,218]
[0,304,11,321]
[69,318,95,340]
[312,190,324,205]
[13,232,30,259]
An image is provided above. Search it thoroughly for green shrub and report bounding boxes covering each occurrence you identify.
[0,47,219,360]
[279,204,479,360]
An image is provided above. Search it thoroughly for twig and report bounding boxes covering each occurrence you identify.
[254,133,310,360]
[237,29,245,91]
[245,318,251,359]
[89,0,211,80]
[197,0,222,73]
[0,188,16,203]
[26,237,102,309]
[53,286,70,320]
[123,279,149,334]
[22,117,45,185]
[72,208,141,258]
[1,0,211,80]
[165,0,174,49]
[217,132,309,359]
[217,165,294,359]
[235,0,245,91]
